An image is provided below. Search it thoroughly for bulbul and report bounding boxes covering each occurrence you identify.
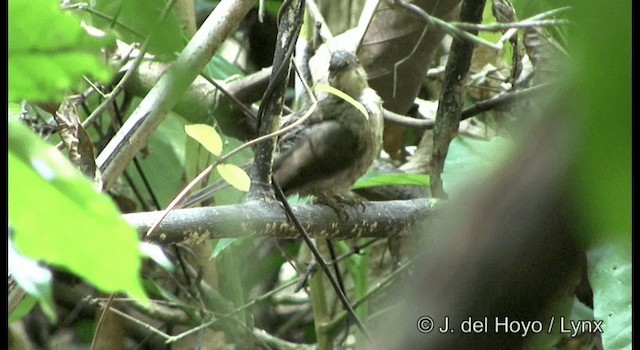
[272,50,384,198]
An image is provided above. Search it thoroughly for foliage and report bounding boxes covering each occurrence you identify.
[7,0,630,349]
[354,173,430,189]
[130,111,188,207]
[8,0,112,102]
[91,0,188,58]
[8,0,147,320]
[569,0,631,247]
[588,244,632,350]
[441,136,514,195]
[185,123,223,156]
[9,117,147,304]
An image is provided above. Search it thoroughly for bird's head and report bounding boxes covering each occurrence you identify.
[328,50,369,98]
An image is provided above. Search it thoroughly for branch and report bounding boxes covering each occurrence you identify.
[124,199,434,244]
[383,83,549,129]
[121,47,546,138]
[248,0,305,199]
[96,0,256,190]
[430,0,486,198]
[450,19,570,32]
[119,48,270,141]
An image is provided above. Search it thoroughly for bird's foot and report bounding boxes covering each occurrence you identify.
[314,192,366,220]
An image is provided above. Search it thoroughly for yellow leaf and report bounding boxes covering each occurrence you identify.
[216,164,250,192]
[185,124,222,156]
[314,84,369,120]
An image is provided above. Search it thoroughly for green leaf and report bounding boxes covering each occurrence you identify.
[203,54,245,80]
[570,0,631,246]
[442,136,514,196]
[8,0,112,103]
[140,279,199,319]
[216,164,250,192]
[9,118,146,301]
[8,293,38,323]
[353,173,429,189]
[131,111,187,207]
[185,124,223,156]
[211,238,240,259]
[587,244,631,350]
[91,0,187,58]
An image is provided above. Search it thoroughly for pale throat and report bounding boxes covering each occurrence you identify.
[330,67,368,98]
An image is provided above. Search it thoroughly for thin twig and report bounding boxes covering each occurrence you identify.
[96,0,256,190]
[62,3,144,39]
[382,83,548,129]
[305,0,333,41]
[272,180,373,341]
[165,319,217,344]
[87,297,172,341]
[450,19,570,32]
[323,256,414,333]
[393,1,571,51]
[198,73,256,120]
[91,294,116,349]
[142,100,319,238]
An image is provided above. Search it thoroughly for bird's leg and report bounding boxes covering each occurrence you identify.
[314,192,366,220]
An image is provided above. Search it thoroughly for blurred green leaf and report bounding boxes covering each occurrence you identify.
[73,320,97,344]
[442,136,515,196]
[8,293,38,323]
[570,0,631,246]
[130,111,187,207]
[264,0,283,16]
[8,0,113,103]
[91,0,187,58]
[587,244,631,350]
[203,54,245,80]
[211,238,239,259]
[285,194,314,205]
[9,118,146,301]
[353,173,429,189]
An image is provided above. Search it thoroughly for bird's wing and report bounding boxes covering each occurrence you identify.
[276,98,334,157]
[279,98,330,130]
[272,119,363,193]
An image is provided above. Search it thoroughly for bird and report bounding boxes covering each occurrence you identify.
[272,50,384,202]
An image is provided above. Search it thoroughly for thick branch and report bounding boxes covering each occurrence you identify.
[248,0,305,199]
[124,199,433,244]
[430,0,486,198]
[123,56,270,140]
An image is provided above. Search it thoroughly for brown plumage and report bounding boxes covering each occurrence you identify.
[272,50,384,197]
